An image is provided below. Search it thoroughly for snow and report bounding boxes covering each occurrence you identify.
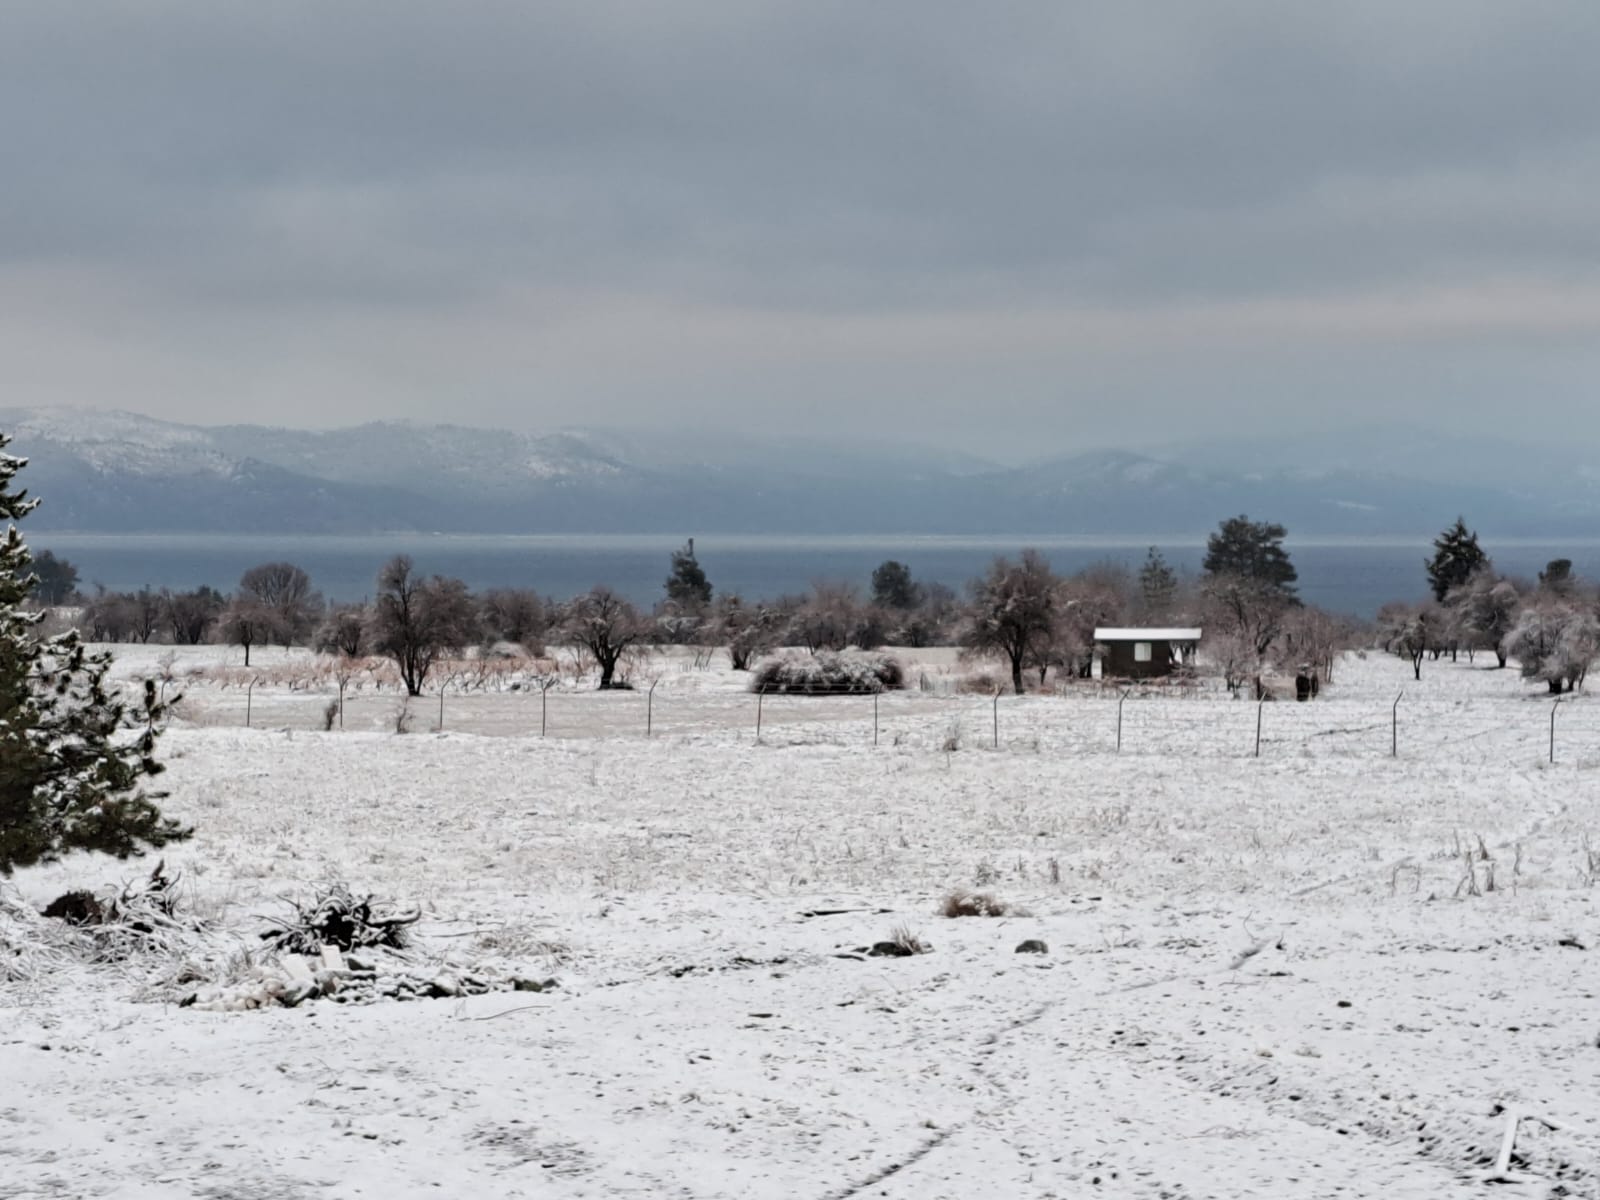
[5,647,1600,1198]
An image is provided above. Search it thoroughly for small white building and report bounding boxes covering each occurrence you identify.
[1093,627,1202,679]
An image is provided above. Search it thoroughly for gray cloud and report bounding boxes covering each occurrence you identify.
[3,2,1598,457]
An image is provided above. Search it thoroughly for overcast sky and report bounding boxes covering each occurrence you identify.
[4,2,1599,461]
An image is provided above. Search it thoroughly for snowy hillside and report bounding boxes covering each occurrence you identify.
[0,406,1591,535]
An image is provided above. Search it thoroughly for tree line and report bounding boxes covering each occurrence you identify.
[25,520,1360,698]
[1378,517,1600,693]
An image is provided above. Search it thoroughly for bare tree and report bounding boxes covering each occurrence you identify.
[479,587,547,653]
[80,587,134,643]
[1278,605,1353,684]
[162,586,224,645]
[237,561,322,648]
[892,581,960,648]
[559,586,648,689]
[715,594,782,670]
[789,581,858,654]
[367,556,479,696]
[217,597,278,667]
[1202,573,1290,659]
[1040,568,1129,684]
[128,587,162,643]
[962,550,1057,695]
[315,603,369,658]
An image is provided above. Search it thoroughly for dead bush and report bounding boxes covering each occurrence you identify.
[260,884,420,955]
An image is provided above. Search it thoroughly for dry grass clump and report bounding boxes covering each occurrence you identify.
[471,924,570,960]
[939,888,1011,918]
[6,861,209,984]
[864,924,930,957]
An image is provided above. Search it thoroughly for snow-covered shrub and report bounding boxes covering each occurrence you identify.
[939,889,1010,918]
[749,651,904,695]
[1504,600,1600,694]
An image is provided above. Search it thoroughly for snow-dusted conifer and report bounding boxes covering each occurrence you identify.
[0,432,187,875]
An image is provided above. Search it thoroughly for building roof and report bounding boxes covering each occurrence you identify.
[1094,627,1202,641]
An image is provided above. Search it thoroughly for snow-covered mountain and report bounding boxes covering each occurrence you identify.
[0,406,1590,536]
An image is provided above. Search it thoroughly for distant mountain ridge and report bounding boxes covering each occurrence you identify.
[0,406,1593,537]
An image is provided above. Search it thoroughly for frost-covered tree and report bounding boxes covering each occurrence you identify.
[1201,573,1289,658]
[1425,517,1487,603]
[1378,602,1436,681]
[1278,605,1353,684]
[962,550,1058,695]
[368,556,479,696]
[788,582,859,654]
[714,594,783,671]
[560,586,648,689]
[0,432,187,875]
[1033,568,1127,685]
[1449,569,1519,667]
[314,603,369,658]
[1503,599,1599,694]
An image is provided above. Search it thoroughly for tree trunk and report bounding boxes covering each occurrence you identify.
[1495,650,1508,668]
[1009,653,1024,696]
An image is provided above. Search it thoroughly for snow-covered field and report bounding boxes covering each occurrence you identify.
[5,646,1600,1198]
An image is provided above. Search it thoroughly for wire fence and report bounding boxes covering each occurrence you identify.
[166,676,1600,769]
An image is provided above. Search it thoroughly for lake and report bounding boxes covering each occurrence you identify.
[26,532,1600,619]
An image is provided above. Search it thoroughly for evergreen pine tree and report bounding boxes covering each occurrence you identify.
[1138,547,1177,618]
[664,538,712,611]
[870,560,918,610]
[1202,515,1298,600]
[1425,517,1487,602]
[0,433,187,875]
